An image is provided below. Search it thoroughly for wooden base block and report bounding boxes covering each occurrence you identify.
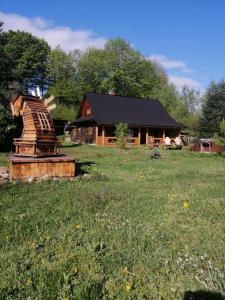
[9,155,75,180]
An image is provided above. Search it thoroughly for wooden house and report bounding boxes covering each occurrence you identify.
[71,92,182,146]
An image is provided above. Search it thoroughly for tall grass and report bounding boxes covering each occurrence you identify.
[0,146,224,299]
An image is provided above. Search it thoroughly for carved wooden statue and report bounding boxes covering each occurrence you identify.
[11,94,60,157]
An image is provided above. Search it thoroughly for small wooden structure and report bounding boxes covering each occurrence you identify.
[71,92,182,146]
[11,94,60,157]
[192,138,223,153]
[9,94,75,180]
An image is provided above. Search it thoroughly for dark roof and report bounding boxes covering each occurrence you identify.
[74,92,182,128]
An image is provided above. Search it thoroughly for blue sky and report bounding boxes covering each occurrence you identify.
[0,0,224,91]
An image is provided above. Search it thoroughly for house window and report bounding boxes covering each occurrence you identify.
[37,112,51,131]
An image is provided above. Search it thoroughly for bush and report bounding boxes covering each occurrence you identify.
[115,123,129,149]
[0,105,16,151]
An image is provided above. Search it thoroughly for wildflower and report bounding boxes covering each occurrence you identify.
[122,266,129,274]
[140,175,144,179]
[26,278,33,286]
[183,200,190,208]
[124,282,132,293]
[31,241,36,248]
[71,267,79,275]
[75,224,81,230]
[5,235,9,240]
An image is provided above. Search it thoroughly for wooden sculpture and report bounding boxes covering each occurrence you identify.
[9,94,75,180]
[11,94,60,157]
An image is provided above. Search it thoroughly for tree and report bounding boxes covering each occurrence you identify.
[199,81,225,137]
[115,123,129,149]
[0,104,16,150]
[181,85,201,114]
[2,30,50,94]
[46,47,82,119]
[214,119,225,148]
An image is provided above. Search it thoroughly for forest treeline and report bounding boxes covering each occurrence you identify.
[0,26,225,148]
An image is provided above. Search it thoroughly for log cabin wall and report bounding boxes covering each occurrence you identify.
[71,126,96,144]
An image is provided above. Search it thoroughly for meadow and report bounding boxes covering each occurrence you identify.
[0,145,224,299]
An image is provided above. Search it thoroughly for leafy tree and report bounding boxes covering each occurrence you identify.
[78,39,164,98]
[47,80,79,120]
[181,85,201,114]
[214,119,225,147]
[46,47,82,119]
[199,81,225,137]
[178,85,202,135]
[2,30,50,94]
[47,46,80,82]
[0,104,16,150]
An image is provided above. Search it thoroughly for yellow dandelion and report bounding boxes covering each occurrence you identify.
[26,278,33,286]
[75,224,81,230]
[183,200,190,208]
[140,175,144,179]
[5,235,9,240]
[124,282,132,293]
[71,267,79,275]
[122,266,129,274]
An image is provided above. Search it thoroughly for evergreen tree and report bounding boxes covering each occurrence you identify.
[199,81,225,137]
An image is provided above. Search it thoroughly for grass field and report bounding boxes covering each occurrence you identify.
[0,145,225,299]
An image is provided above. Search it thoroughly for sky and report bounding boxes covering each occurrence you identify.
[0,0,224,92]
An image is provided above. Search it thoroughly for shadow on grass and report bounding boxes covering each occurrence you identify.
[76,161,96,176]
[61,143,82,148]
[183,290,225,300]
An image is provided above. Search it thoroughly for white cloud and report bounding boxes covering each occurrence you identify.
[169,75,201,91]
[148,54,191,72]
[0,11,106,52]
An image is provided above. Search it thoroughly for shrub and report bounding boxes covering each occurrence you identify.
[115,123,129,149]
[0,105,16,151]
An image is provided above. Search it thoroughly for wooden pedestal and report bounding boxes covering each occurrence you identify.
[9,155,75,180]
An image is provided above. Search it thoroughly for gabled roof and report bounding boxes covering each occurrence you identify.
[74,92,182,128]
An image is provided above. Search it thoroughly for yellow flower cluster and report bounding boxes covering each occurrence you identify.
[183,200,190,208]
[75,224,81,230]
[124,282,132,293]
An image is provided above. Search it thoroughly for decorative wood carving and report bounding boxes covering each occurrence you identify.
[11,94,60,157]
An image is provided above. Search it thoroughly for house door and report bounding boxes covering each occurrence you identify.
[140,128,146,144]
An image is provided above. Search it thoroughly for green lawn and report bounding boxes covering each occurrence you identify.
[0,145,224,299]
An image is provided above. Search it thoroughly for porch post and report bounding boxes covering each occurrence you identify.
[163,128,165,139]
[146,128,148,145]
[138,128,141,145]
[102,126,105,145]
[95,126,98,145]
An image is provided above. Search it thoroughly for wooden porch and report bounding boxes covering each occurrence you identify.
[95,126,180,146]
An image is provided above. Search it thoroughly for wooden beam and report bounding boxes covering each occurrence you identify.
[102,126,105,145]
[163,128,165,139]
[95,126,98,145]
[138,128,141,145]
[146,128,148,145]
